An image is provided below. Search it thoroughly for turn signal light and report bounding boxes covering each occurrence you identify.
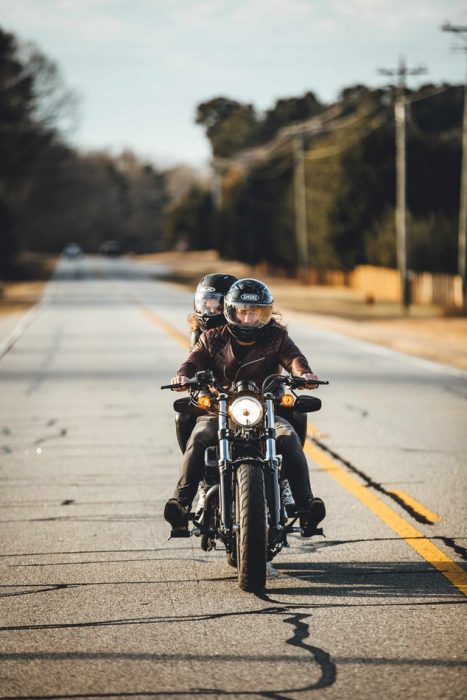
[198,395,212,409]
[280,393,295,407]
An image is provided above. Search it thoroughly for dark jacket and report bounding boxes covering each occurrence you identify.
[178,321,312,386]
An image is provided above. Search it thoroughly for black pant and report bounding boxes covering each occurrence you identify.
[173,415,313,509]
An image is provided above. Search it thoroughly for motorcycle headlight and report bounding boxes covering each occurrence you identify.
[229,396,263,427]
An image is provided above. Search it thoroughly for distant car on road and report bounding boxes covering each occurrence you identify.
[63,243,83,259]
[98,240,122,257]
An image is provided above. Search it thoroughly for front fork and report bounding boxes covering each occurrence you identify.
[264,393,282,533]
[217,394,233,532]
[217,393,282,537]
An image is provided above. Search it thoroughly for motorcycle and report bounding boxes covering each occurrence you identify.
[161,370,328,593]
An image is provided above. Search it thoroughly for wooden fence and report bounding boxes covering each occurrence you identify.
[348,265,463,308]
[258,261,463,308]
[298,265,463,308]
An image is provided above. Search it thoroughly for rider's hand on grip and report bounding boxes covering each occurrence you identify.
[171,375,190,392]
[300,372,320,390]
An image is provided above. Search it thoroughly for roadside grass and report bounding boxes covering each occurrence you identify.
[0,254,56,318]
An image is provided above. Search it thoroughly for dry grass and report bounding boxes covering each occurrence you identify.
[0,255,57,318]
[0,281,47,318]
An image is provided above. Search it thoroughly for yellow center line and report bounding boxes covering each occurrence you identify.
[94,268,190,350]
[305,433,466,596]
[387,489,441,524]
[141,307,190,349]
[136,298,466,596]
[128,292,190,349]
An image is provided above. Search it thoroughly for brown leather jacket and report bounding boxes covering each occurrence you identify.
[177,321,312,386]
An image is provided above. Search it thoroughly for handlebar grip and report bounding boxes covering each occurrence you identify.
[160,379,196,390]
[290,377,329,386]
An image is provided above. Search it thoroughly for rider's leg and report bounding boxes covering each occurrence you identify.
[165,415,217,520]
[275,417,325,528]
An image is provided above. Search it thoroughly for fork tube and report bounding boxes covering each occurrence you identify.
[265,394,281,530]
[217,394,232,530]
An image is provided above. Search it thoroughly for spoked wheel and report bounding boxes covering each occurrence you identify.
[235,463,267,592]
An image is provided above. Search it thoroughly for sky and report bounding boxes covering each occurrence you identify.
[1,0,466,169]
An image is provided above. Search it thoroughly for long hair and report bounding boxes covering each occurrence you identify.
[187,312,201,331]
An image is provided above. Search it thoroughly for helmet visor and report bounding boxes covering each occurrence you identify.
[224,302,272,329]
[194,290,224,317]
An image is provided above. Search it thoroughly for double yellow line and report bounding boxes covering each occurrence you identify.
[142,301,466,596]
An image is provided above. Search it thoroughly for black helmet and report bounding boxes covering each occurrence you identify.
[194,273,238,331]
[224,278,274,341]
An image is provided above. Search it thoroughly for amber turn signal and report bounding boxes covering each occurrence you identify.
[198,395,212,409]
[280,393,295,407]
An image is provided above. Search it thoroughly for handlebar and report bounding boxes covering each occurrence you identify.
[262,374,329,393]
[161,371,329,392]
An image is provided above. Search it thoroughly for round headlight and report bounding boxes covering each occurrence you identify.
[229,396,263,427]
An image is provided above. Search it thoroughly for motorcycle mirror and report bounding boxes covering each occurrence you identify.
[294,395,322,413]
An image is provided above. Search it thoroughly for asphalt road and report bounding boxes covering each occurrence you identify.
[0,256,466,700]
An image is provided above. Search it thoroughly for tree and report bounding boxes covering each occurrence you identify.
[196,97,259,158]
[258,91,324,142]
[164,186,214,250]
[0,26,78,276]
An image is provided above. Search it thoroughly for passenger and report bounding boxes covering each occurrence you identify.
[188,273,238,349]
[174,273,238,455]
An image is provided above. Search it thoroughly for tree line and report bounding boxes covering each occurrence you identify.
[166,85,463,275]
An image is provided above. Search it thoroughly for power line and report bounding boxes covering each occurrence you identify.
[405,83,459,104]
[304,110,390,161]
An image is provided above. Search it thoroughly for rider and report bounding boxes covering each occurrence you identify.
[164,278,326,535]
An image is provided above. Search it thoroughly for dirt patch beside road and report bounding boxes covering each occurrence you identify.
[0,281,48,318]
[142,251,467,372]
[0,255,56,319]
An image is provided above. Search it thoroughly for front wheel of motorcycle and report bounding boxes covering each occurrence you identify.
[235,463,267,592]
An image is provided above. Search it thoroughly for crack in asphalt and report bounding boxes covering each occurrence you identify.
[312,437,436,525]
[34,428,68,445]
[311,437,467,561]
[0,599,337,699]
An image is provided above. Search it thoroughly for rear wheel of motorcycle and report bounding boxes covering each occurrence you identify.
[236,463,267,592]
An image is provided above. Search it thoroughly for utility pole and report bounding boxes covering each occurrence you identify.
[292,133,309,283]
[442,22,467,299]
[211,159,223,210]
[379,57,427,309]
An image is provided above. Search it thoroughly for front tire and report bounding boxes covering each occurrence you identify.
[235,463,267,592]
